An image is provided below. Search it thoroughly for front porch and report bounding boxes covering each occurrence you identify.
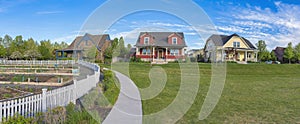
[55,50,83,60]
[208,48,258,63]
[135,46,186,64]
[223,48,258,62]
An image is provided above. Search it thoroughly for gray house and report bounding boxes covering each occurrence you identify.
[56,33,111,61]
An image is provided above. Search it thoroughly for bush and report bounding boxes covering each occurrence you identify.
[130,57,142,62]
[102,70,120,105]
[2,114,33,124]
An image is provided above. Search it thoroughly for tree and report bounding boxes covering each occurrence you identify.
[0,44,7,58]
[24,38,38,51]
[24,50,41,60]
[104,38,119,64]
[118,37,128,57]
[261,50,271,61]
[256,40,267,62]
[85,46,98,62]
[0,37,3,46]
[284,42,294,64]
[39,40,53,60]
[10,51,23,60]
[127,44,132,50]
[294,43,300,63]
[270,50,277,61]
[3,34,12,48]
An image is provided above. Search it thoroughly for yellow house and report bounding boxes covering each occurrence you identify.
[204,33,258,63]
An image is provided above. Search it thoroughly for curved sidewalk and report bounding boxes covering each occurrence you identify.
[102,71,143,124]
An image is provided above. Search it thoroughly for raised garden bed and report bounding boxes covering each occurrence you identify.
[0,87,32,100]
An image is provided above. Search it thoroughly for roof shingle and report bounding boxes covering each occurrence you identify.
[135,32,187,48]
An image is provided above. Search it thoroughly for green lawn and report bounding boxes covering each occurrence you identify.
[107,63,300,123]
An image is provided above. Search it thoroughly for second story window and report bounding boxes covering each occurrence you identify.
[172,37,177,44]
[233,41,240,48]
[144,37,149,44]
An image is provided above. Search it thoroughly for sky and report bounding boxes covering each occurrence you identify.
[0,0,300,50]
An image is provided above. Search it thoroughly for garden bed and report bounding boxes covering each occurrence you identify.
[0,87,32,100]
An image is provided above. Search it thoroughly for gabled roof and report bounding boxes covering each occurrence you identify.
[273,47,286,55]
[206,33,256,49]
[135,32,187,48]
[64,33,111,51]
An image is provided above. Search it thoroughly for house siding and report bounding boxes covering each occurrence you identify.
[223,36,248,48]
[168,34,183,45]
[139,34,154,45]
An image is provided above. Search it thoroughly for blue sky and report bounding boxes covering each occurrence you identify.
[0,0,300,50]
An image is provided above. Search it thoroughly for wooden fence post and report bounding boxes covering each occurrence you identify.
[42,88,47,112]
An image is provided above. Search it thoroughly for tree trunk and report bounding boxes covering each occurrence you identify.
[289,59,291,64]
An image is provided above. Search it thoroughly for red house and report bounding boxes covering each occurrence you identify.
[135,32,187,63]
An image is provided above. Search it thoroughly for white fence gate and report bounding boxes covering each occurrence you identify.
[0,60,100,122]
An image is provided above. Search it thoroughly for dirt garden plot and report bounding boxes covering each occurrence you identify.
[0,64,79,85]
[0,87,32,100]
[0,64,94,100]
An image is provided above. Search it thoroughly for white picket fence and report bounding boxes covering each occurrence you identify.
[0,60,75,65]
[0,60,100,122]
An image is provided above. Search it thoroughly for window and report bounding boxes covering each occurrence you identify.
[170,49,179,55]
[172,37,177,44]
[233,41,240,48]
[142,48,151,55]
[144,37,149,44]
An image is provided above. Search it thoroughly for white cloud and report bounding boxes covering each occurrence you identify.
[216,1,300,50]
[52,34,77,44]
[36,11,64,15]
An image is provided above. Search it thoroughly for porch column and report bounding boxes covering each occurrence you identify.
[74,51,77,59]
[165,48,168,62]
[55,51,58,59]
[153,47,155,61]
[255,52,258,62]
[136,47,140,55]
[61,51,65,58]
[245,51,248,62]
[221,49,224,62]
[156,47,159,59]
[233,49,236,61]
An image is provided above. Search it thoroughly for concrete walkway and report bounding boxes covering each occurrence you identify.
[102,71,142,124]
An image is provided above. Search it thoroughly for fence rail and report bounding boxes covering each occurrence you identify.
[0,60,100,122]
[0,60,76,65]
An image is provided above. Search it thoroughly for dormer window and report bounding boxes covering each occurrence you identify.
[233,41,240,48]
[144,37,149,44]
[172,37,177,44]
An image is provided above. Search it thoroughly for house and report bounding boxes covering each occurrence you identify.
[134,32,187,64]
[56,33,111,61]
[187,49,204,62]
[273,47,286,63]
[204,33,258,63]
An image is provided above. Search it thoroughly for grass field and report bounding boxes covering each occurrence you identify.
[105,62,300,123]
